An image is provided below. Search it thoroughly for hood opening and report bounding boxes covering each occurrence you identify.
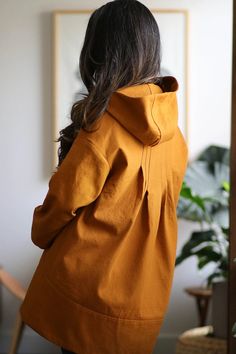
[106,76,179,146]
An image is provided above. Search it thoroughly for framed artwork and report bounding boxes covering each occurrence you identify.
[52,9,189,167]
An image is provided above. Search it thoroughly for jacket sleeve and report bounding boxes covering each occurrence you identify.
[31,135,110,249]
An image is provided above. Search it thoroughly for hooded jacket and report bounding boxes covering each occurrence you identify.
[20,76,188,354]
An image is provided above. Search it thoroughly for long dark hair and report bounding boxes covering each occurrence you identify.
[57,0,162,166]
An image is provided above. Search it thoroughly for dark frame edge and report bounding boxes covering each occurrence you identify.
[228,0,236,353]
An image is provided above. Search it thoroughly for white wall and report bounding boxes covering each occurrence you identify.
[0,0,232,353]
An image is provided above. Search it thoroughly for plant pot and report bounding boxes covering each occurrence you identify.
[211,280,228,339]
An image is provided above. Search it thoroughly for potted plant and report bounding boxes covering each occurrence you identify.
[176,145,230,338]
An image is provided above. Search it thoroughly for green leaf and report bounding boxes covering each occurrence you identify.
[175,229,219,268]
[175,230,216,267]
[221,227,229,240]
[232,322,236,337]
[198,255,210,269]
[180,182,206,211]
[206,271,225,286]
[195,246,222,262]
[191,230,216,242]
[218,257,229,271]
[222,180,230,192]
[177,197,209,222]
[197,145,229,167]
[175,254,188,266]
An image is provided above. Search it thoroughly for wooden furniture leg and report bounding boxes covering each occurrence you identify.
[8,312,25,354]
[196,295,211,327]
[0,266,27,354]
[184,287,212,327]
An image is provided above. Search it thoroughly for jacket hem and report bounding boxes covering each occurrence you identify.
[20,265,163,354]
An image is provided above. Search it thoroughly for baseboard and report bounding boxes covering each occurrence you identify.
[0,330,178,354]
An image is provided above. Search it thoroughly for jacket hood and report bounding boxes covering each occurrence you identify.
[106,76,179,146]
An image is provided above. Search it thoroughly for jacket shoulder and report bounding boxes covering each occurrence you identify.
[78,111,140,162]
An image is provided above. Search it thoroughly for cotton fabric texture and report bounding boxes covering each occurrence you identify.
[20,76,188,354]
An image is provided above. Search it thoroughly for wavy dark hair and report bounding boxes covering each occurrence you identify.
[57,0,162,166]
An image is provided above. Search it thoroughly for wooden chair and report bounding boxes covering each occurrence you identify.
[0,265,26,354]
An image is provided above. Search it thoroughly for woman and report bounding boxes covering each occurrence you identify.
[20,1,188,353]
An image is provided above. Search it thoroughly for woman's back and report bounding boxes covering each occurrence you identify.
[20,76,188,354]
[20,1,188,353]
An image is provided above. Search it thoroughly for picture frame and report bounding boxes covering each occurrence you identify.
[52,9,189,168]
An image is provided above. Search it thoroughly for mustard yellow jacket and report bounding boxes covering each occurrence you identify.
[20,76,188,354]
